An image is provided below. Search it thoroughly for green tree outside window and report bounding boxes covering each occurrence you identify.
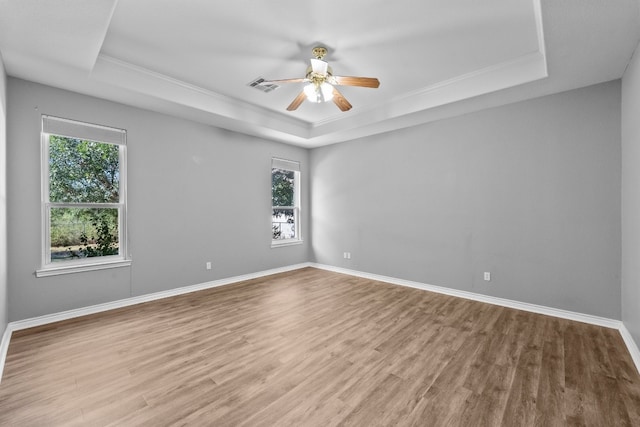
[49,136,120,260]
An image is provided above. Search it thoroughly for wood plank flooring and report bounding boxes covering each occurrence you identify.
[1,267,639,426]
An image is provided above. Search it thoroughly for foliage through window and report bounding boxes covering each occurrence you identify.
[39,116,128,275]
[272,158,301,244]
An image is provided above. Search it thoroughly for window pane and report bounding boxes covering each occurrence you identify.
[272,168,294,207]
[50,207,119,262]
[272,208,296,240]
[49,135,120,203]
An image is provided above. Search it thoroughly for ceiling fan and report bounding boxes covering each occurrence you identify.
[264,46,380,112]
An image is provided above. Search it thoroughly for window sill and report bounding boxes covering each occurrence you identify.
[271,239,304,248]
[36,259,132,278]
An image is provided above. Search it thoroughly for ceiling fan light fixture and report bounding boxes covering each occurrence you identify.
[304,82,334,103]
[303,83,317,101]
[320,82,334,102]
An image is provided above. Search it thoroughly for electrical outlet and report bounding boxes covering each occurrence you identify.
[343,252,351,259]
[206,262,212,270]
[484,272,491,281]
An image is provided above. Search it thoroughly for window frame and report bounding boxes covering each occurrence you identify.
[36,116,131,277]
[271,158,302,247]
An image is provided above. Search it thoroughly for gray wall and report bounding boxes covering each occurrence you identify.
[3,76,628,324]
[7,78,309,321]
[622,39,640,345]
[311,81,622,319]
[0,54,7,335]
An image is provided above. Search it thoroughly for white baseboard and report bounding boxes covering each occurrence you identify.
[8,262,312,333]
[1,261,639,383]
[0,325,11,383]
[620,323,640,375]
[310,263,621,328]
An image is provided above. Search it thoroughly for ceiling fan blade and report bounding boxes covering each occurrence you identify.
[263,78,308,84]
[287,91,307,111]
[332,87,353,112]
[310,58,329,76]
[331,76,380,88]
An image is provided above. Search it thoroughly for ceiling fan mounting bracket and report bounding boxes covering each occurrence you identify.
[312,46,328,60]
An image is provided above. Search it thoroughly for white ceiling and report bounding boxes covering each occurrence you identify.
[0,0,638,147]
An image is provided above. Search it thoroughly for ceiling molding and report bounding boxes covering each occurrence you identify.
[90,44,547,147]
[92,54,311,139]
[87,0,121,71]
[533,0,548,63]
[311,50,548,133]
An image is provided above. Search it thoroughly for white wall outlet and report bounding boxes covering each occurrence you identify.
[206,262,212,270]
[343,252,351,259]
[484,272,491,281]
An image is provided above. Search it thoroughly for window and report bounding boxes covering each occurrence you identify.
[37,116,130,277]
[272,158,301,246]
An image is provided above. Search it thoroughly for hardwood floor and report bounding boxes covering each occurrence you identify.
[1,267,639,426]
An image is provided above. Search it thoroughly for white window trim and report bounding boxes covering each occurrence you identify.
[37,116,130,277]
[36,259,132,278]
[271,239,304,248]
[271,158,302,247]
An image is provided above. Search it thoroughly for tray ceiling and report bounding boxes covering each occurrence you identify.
[0,0,638,147]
